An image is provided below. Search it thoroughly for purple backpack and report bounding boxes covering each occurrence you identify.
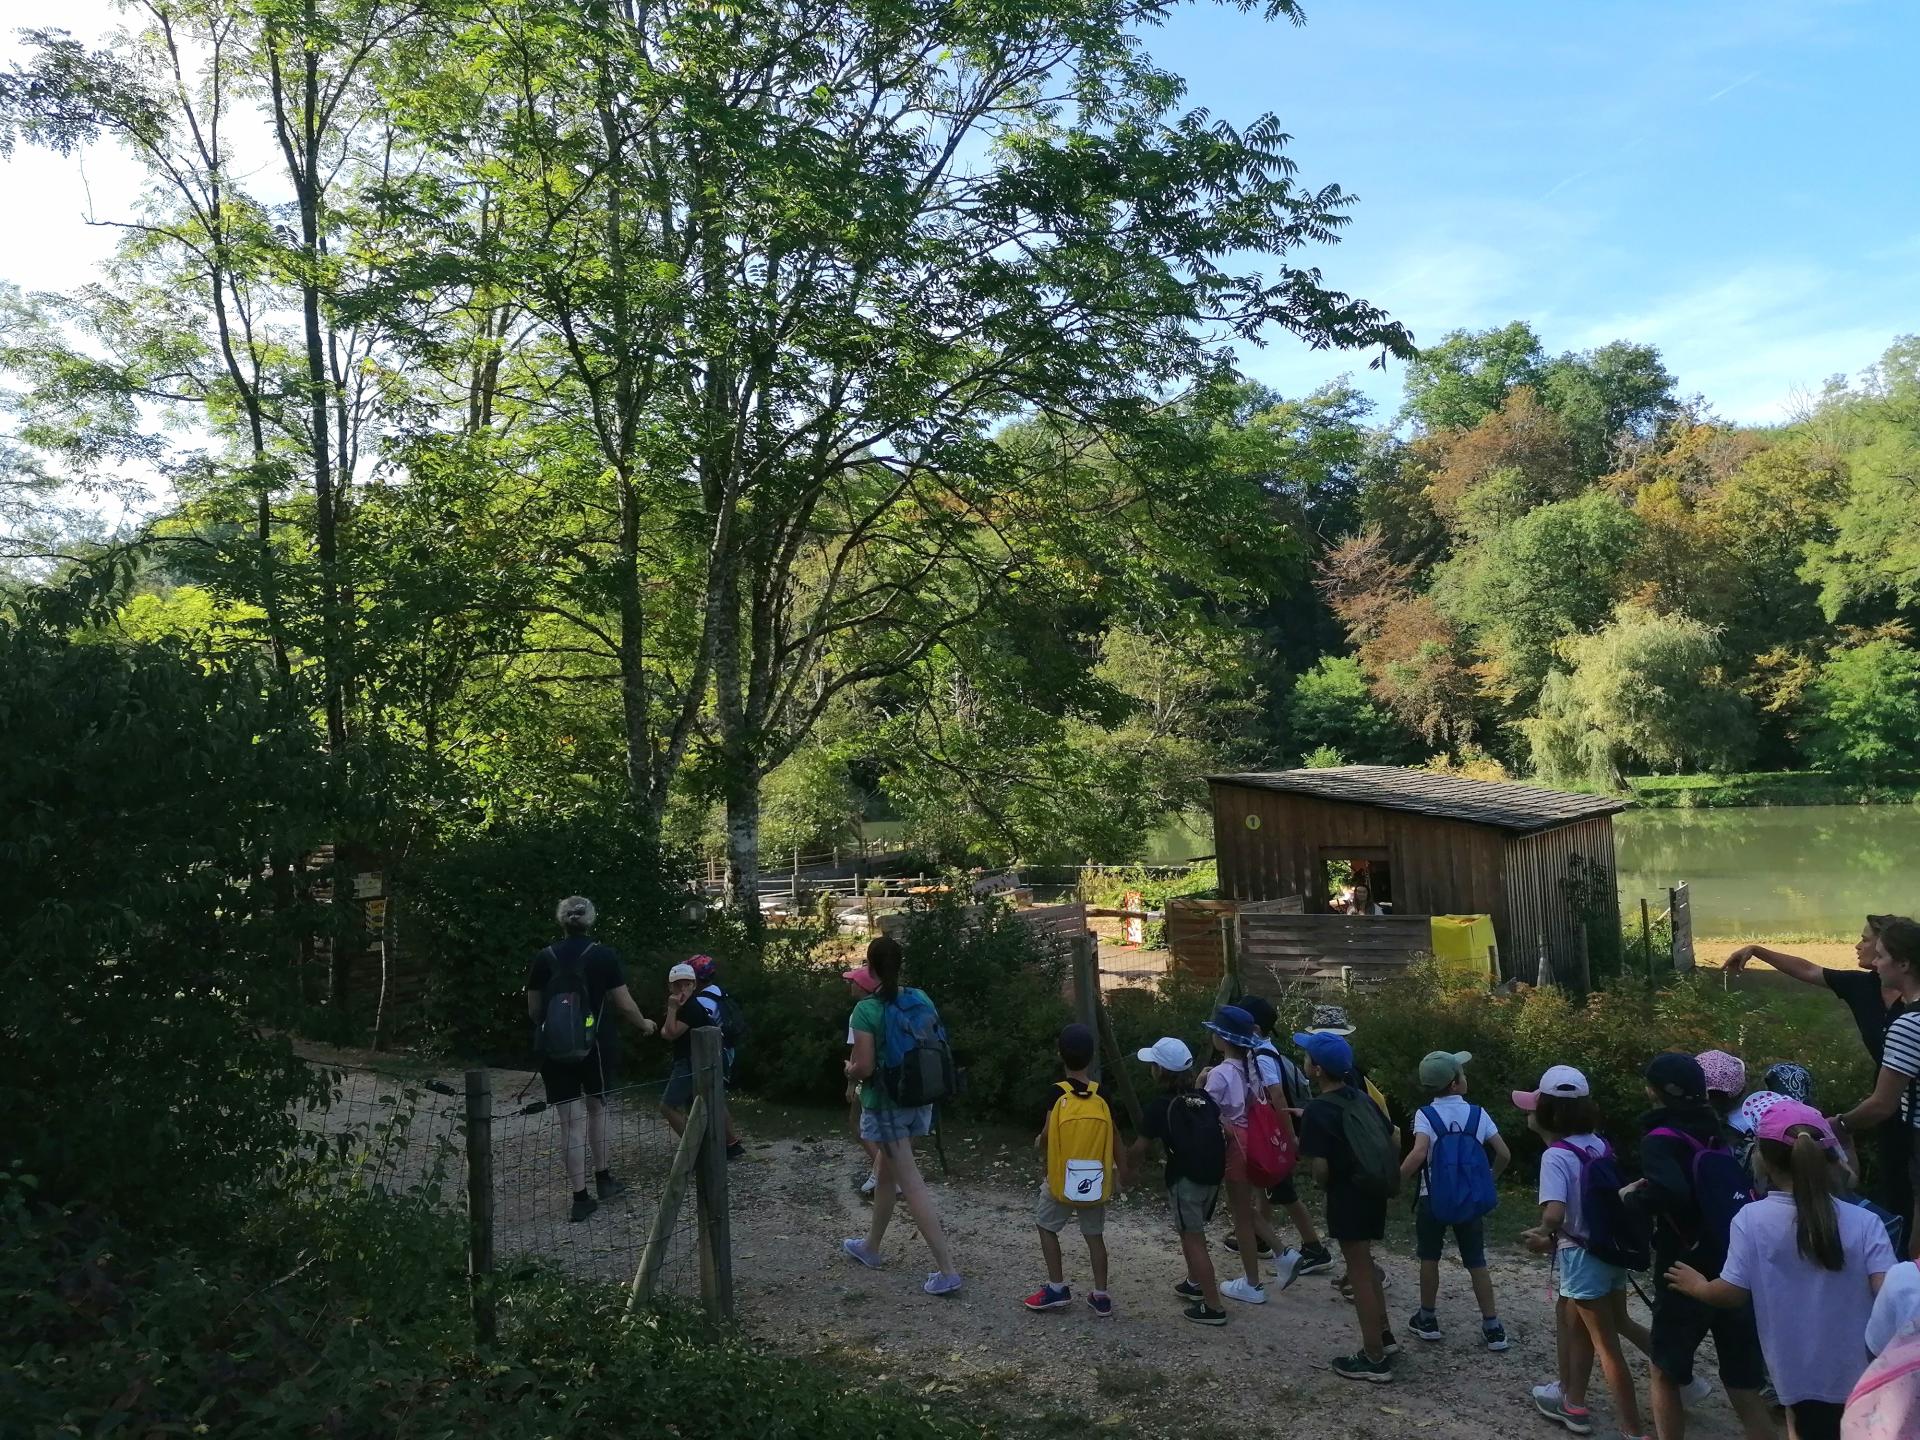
[1551,1138,1651,1270]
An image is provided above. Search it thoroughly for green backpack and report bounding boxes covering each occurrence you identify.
[1323,1086,1401,1201]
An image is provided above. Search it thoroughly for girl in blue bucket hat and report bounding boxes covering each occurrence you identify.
[1200,1005,1304,1305]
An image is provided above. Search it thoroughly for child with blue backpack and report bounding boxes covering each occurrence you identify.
[1628,1051,1773,1440]
[1399,1050,1510,1350]
[1517,1064,1649,1440]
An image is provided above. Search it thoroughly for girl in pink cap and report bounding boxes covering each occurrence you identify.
[1668,1101,1897,1440]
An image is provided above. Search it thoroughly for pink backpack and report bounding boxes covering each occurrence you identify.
[1847,1319,1920,1437]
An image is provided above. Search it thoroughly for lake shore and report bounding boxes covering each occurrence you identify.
[1622,770,1920,808]
[1692,937,1860,969]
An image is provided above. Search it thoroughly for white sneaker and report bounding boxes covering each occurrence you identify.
[1680,1375,1713,1408]
[1270,1247,1303,1292]
[1220,1276,1267,1305]
[859,1174,877,1196]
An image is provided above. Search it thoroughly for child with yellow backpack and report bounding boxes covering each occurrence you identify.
[1026,1023,1119,1317]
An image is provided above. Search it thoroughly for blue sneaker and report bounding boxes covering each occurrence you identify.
[923,1271,964,1297]
[841,1238,884,1269]
[1087,1291,1113,1318]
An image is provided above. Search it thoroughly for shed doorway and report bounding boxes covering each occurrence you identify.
[1317,847,1394,914]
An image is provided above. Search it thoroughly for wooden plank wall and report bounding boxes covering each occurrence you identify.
[1165,898,1234,979]
[1235,913,1433,990]
[1502,817,1618,985]
[1209,781,1507,918]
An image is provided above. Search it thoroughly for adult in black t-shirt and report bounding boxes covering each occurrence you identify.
[1727,915,1919,1218]
[524,896,656,1221]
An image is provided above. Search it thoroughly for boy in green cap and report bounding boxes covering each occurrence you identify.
[1398,1049,1510,1351]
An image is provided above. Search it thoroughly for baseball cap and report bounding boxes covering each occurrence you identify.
[1647,1051,1708,1102]
[1512,1064,1590,1111]
[667,962,697,983]
[1697,1049,1747,1096]
[840,964,879,995]
[1755,1098,1839,1150]
[1136,1037,1194,1073]
[1058,1022,1097,1066]
[1293,1030,1354,1077]
[1418,1050,1472,1089]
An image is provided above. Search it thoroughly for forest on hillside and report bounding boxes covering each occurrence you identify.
[2,5,1917,887]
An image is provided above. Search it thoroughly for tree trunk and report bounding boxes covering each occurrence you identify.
[723,770,761,927]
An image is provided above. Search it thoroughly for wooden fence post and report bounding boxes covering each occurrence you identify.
[1090,980,1144,1134]
[1641,898,1655,988]
[627,1095,708,1310]
[1071,931,1101,1082]
[463,1069,496,1346]
[692,1026,734,1320]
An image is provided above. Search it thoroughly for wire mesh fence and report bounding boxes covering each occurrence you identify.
[292,1062,710,1310]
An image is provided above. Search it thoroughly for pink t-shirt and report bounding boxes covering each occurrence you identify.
[1721,1192,1895,1406]
[1204,1061,1250,1128]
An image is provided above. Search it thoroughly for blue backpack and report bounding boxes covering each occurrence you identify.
[1421,1104,1498,1225]
[1648,1126,1755,1268]
[879,987,958,1107]
[1552,1138,1652,1270]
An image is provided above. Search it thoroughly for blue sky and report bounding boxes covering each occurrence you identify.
[1146,0,1920,422]
[1,0,1915,428]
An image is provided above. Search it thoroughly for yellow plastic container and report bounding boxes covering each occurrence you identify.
[1429,914,1497,984]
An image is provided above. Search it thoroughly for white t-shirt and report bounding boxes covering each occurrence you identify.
[1412,1095,1500,1198]
[1870,1260,1920,1356]
[1539,1133,1608,1255]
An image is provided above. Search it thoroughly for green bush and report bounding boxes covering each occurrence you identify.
[405,812,691,1060]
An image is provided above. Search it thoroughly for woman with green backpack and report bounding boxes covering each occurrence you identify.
[839,936,963,1296]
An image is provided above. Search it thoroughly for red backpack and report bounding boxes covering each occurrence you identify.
[1241,1054,1298,1186]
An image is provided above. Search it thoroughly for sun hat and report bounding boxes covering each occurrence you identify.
[841,964,879,995]
[1137,1037,1194,1072]
[1754,1098,1839,1150]
[1738,1090,1791,1134]
[1304,1003,1355,1036]
[689,953,718,980]
[1234,994,1279,1035]
[1512,1064,1590,1111]
[1697,1049,1747,1096]
[1418,1050,1472,1089]
[667,962,697,983]
[1647,1051,1708,1103]
[1202,1005,1263,1051]
[1293,1030,1355,1078]
[1762,1062,1814,1104]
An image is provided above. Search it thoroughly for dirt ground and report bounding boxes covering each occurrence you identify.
[292,1047,1762,1440]
[1693,938,1863,972]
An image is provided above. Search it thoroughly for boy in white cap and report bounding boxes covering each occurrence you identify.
[1127,1037,1230,1325]
[1399,1050,1510,1350]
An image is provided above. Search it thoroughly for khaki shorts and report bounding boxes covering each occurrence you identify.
[1168,1177,1220,1234]
[1035,1184,1106,1236]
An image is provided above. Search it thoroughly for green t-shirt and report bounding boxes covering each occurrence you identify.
[850,995,893,1111]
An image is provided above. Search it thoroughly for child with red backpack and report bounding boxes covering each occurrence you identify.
[1517,1064,1649,1439]
[1024,1023,1118,1318]
[1201,1004,1304,1305]
[1628,1051,1773,1440]
[1399,1050,1511,1351]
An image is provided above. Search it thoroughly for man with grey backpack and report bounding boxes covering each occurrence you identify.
[525,896,657,1221]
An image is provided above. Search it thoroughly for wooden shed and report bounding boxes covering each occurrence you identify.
[1208,766,1627,984]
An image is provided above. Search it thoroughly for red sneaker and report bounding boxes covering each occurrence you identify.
[1023,1283,1071,1311]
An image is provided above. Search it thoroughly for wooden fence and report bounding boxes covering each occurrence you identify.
[1164,895,1303,980]
[1235,912,1434,992]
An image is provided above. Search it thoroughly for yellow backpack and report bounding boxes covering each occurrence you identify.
[1046,1079,1116,1205]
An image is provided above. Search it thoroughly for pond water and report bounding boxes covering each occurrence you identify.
[1614,805,1920,939]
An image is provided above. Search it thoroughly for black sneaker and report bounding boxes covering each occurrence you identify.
[1223,1233,1275,1258]
[1296,1242,1335,1276]
[1182,1302,1228,1326]
[1482,1319,1510,1352]
[1379,1329,1401,1358]
[596,1173,628,1201]
[1173,1279,1205,1300]
[1408,1310,1442,1343]
[726,1141,746,1161]
[1331,1351,1393,1384]
[569,1193,598,1223]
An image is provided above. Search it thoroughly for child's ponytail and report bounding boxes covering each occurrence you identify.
[1763,1131,1844,1270]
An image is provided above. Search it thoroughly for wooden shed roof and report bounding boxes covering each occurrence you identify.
[1207,766,1628,835]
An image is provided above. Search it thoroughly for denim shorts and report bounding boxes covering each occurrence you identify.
[1414,1195,1488,1269]
[1557,1243,1629,1300]
[860,1104,934,1144]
